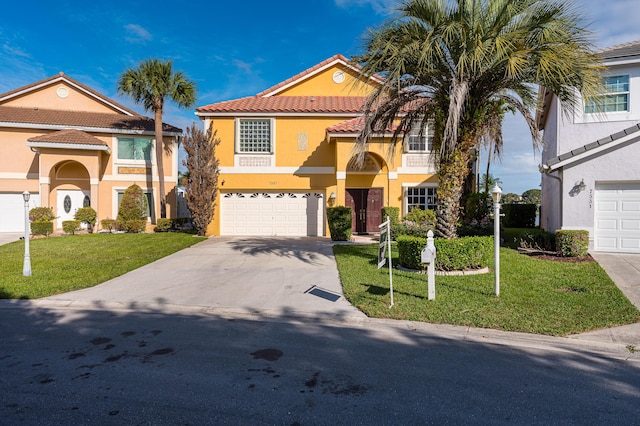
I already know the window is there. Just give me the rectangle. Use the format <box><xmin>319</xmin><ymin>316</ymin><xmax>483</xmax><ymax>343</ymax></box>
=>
<box><xmin>407</xmin><ymin>121</ymin><xmax>434</xmax><ymax>152</ymax></box>
<box><xmin>238</xmin><ymin>119</ymin><xmax>272</xmax><ymax>153</ymax></box>
<box><xmin>118</xmin><ymin>137</ymin><xmax>152</xmax><ymax>161</ymax></box>
<box><xmin>407</xmin><ymin>187</ymin><xmax>437</xmax><ymax>212</ymax></box>
<box><xmin>585</xmin><ymin>75</ymin><xmax>630</xmax><ymax>113</ymax></box>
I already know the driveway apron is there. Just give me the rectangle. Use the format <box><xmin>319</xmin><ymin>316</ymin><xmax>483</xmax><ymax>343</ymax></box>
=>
<box><xmin>44</xmin><ymin>236</ymin><xmax>366</xmax><ymax>319</ymax></box>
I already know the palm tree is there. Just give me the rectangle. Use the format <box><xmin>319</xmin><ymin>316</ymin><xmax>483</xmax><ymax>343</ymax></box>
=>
<box><xmin>353</xmin><ymin>0</ymin><xmax>603</xmax><ymax>238</ymax></box>
<box><xmin>118</xmin><ymin>59</ymin><xmax>196</xmax><ymax>219</ymax></box>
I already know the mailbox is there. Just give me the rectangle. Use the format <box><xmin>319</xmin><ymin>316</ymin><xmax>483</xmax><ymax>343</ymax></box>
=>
<box><xmin>421</xmin><ymin>246</ymin><xmax>436</xmax><ymax>264</ymax></box>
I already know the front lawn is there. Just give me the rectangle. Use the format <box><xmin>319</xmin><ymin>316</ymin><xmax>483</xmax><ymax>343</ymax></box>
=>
<box><xmin>334</xmin><ymin>244</ymin><xmax>640</xmax><ymax>336</ymax></box>
<box><xmin>0</xmin><ymin>233</ymin><xmax>205</xmax><ymax>299</ymax></box>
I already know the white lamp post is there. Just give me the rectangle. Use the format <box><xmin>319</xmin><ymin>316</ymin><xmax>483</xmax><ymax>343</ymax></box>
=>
<box><xmin>22</xmin><ymin>191</ymin><xmax>31</xmax><ymax>277</ymax></box>
<box><xmin>491</xmin><ymin>184</ymin><xmax>502</xmax><ymax>296</ymax></box>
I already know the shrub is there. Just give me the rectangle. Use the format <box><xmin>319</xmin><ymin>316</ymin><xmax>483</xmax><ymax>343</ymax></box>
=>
<box><xmin>404</xmin><ymin>208</ymin><xmax>436</xmax><ymax>228</ymax></box>
<box><xmin>62</xmin><ymin>220</ymin><xmax>80</xmax><ymax>235</ymax></box>
<box><xmin>503</xmin><ymin>204</ymin><xmax>537</xmax><ymax>228</ymax></box>
<box><xmin>457</xmin><ymin>217</ymin><xmax>493</xmax><ymax>237</ymax></box>
<box><xmin>393</xmin><ymin>208</ymin><xmax>436</xmax><ymax>239</ymax></box>
<box><xmin>394</xmin><ymin>221</ymin><xmax>434</xmax><ymax>238</ymax></box>
<box><xmin>155</xmin><ymin>218</ymin><xmax>172</xmax><ymax>232</ymax></box>
<box><xmin>556</xmin><ymin>230</ymin><xmax>589</xmax><ymax>257</ymax></box>
<box><xmin>123</xmin><ymin>219</ymin><xmax>147</xmax><ymax>233</ymax></box>
<box><xmin>397</xmin><ymin>235</ymin><xmax>492</xmax><ymax>272</ymax></box>
<box><xmin>327</xmin><ymin>206</ymin><xmax>352</xmax><ymax>241</ymax></box>
<box><xmin>30</xmin><ymin>207</ymin><xmax>55</xmax><ymax>222</ymax></box>
<box><xmin>101</xmin><ymin>219</ymin><xmax>117</xmax><ymax>233</ymax></box>
<box><xmin>463</xmin><ymin>192</ymin><xmax>491</xmax><ymax>223</ymax></box>
<box><xmin>31</xmin><ymin>221</ymin><xmax>53</xmax><ymax>237</ymax></box>
<box><xmin>381</xmin><ymin>207</ymin><xmax>400</xmax><ymax>238</ymax></box>
<box><xmin>74</xmin><ymin>207</ymin><xmax>97</xmax><ymax>233</ymax></box>
<box><xmin>118</xmin><ymin>184</ymin><xmax>148</xmax><ymax>223</ymax></box>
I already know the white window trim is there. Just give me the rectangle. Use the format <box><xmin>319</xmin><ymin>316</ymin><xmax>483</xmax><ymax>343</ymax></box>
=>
<box><xmin>234</xmin><ymin>117</ymin><xmax>276</xmax><ymax>155</ymax></box>
<box><xmin>405</xmin><ymin>120</ymin><xmax>434</xmax><ymax>153</ymax></box>
<box><xmin>585</xmin><ymin>74</ymin><xmax>630</xmax><ymax>114</ymax></box>
<box><xmin>113</xmin><ymin>136</ymin><xmax>154</xmax><ymax>167</ymax></box>
<box><xmin>402</xmin><ymin>183</ymin><xmax>438</xmax><ymax>216</ymax></box>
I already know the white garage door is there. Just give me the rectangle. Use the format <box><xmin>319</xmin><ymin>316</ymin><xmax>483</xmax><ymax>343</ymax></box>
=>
<box><xmin>0</xmin><ymin>193</ymin><xmax>41</xmax><ymax>232</ymax></box>
<box><xmin>594</xmin><ymin>183</ymin><xmax>640</xmax><ymax>253</ymax></box>
<box><xmin>221</xmin><ymin>192</ymin><xmax>324</xmax><ymax>236</ymax></box>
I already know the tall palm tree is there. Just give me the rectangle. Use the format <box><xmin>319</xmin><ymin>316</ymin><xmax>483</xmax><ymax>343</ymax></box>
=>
<box><xmin>353</xmin><ymin>0</ymin><xmax>603</xmax><ymax>238</ymax></box>
<box><xmin>118</xmin><ymin>59</ymin><xmax>196</xmax><ymax>219</ymax></box>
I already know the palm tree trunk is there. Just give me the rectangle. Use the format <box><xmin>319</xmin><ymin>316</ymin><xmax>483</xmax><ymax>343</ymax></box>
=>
<box><xmin>154</xmin><ymin>108</ymin><xmax>167</xmax><ymax>219</ymax></box>
<box><xmin>435</xmin><ymin>149</ymin><xmax>473</xmax><ymax>239</ymax></box>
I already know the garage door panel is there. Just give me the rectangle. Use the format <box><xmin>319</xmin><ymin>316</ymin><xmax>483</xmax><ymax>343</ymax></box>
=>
<box><xmin>0</xmin><ymin>193</ymin><xmax>41</xmax><ymax>232</ymax></box>
<box><xmin>595</xmin><ymin>183</ymin><xmax>640</xmax><ymax>253</ymax></box>
<box><xmin>221</xmin><ymin>192</ymin><xmax>323</xmax><ymax>236</ymax></box>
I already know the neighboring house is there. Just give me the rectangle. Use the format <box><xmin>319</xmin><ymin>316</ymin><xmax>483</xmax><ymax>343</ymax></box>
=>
<box><xmin>195</xmin><ymin>54</ymin><xmax>438</xmax><ymax>237</ymax></box>
<box><xmin>538</xmin><ymin>40</ymin><xmax>640</xmax><ymax>253</ymax></box>
<box><xmin>0</xmin><ymin>73</ymin><xmax>182</xmax><ymax>232</ymax></box>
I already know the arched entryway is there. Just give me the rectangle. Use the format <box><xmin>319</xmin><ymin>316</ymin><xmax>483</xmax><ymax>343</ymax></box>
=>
<box><xmin>345</xmin><ymin>152</ymin><xmax>388</xmax><ymax>234</ymax></box>
<box><xmin>49</xmin><ymin>160</ymin><xmax>91</xmax><ymax>228</ymax></box>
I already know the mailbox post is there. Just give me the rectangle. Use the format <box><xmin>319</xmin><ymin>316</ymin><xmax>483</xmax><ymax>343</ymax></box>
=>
<box><xmin>421</xmin><ymin>230</ymin><xmax>436</xmax><ymax>300</ymax></box>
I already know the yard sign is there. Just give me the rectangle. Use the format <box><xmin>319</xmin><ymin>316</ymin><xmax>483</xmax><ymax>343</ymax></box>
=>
<box><xmin>378</xmin><ymin>216</ymin><xmax>394</xmax><ymax>308</ymax></box>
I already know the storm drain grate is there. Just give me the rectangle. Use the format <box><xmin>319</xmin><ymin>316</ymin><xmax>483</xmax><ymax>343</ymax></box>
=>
<box><xmin>304</xmin><ymin>285</ymin><xmax>341</xmax><ymax>302</ymax></box>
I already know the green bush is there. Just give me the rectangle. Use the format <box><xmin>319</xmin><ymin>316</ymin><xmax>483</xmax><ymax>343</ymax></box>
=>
<box><xmin>100</xmin><ymin>219</ymin><xmax>118</xmax><ymax>233</ymax></box>
<box><xmin>394</xmin><ymin>221</ymin><xmax>434</xmax><ymax>238</ymax></box>
<box><xmin>118</xmin><ymin>184</ymin><xmax>148</xmax><ymax>223</ymax></box>
<box><xmin>155</xmin><ymin>218</ymin><xmax>172</xmax><ymax>232</ymax></box>
<box><xmin>62</xmin><ymin>220</ymin><xmax>80</xmax><ymax>235</ymax></box>
<box><xmin>30</xmin><ymin>207</ymin><xmax>55</xmax><ymax>222</ymax></box>
<box><xmin>397</xmin><ymin>235</ymin><xmax>492</xmax><ymax>272</ymax></box>
<box><xmin>74</xmin><ymin>207</ymin><xmax>97</xmax><ymax>232</ymax></box>
<box><xmin>463</xmin><ymin>192</ymin><xmax>491</xmax><ymax>223</ymax></box>
<box><xmin>327</xmin><ymin>206</ymin><xmax>352</xmax><ymax>241</ymax></box>
<box><xmin>31</xmin><ymin>221</ymin><xmax>53</xmax><ymax>237</ymax></box>
<box><xmin>392</xmin><ymin>208</ymin><xmax>436</xmax><ymax>239</ymax></box>
<box><xmin>556</xmin><ymin>230</ymin><xmax>589</xmax><ymax>257</ymax></box>
<box><xmin>404</xmin><ymin>208</ymin><xmax>436</xmax><ymax>227</ymax></box>
<box><xmin>381</xmin><ymin>207</ymin><xmax>400</xmax><ymax>239</ymax></box>
<box><xmin>503</xmin><ymin>204</ymin><xmax>537</xmax><ymax>228</ymax></box>
<box><xmin>123</xmin><ymin>219</ymin><xmax>147</xmax><ymax>233</ymax></box>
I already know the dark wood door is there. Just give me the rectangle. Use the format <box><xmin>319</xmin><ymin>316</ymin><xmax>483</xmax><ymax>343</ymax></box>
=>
<box><xmin>345</xmin><ymin>188</ymin><xmax>383</xmax><ymax>234</ymax></box>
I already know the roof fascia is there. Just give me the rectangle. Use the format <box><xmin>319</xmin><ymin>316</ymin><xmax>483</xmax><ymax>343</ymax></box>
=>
<box><xmin>26</xmin><ymin>141</ymin><xmax>111</xmax><ymax>153</ymax></box>
<box><xmin>0</xmin><ymin>121</ymin><xmax>181</xmax><ymax>136</ymax></box>
<box><xmin>0</xmin><ymin>76</ymin><xmax>136</xmax><ymax>116</ymax></box>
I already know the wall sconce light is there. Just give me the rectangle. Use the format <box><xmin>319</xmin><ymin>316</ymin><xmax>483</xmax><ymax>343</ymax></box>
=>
<box><xmin>328</xmin><ymin>191</ymin><xmax>336</xmax><ymax>205</ymax></box>
<box><xmin>578</xmin><ymin>179</ymin><xmax>586</xmax><ymax>192</ymax></box>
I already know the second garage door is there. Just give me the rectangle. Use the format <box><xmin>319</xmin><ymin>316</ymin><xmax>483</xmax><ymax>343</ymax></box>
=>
<box><xmin>221</xmin><ymin>192</ymin><xmax>324</xmax><ymax>236</ymax></box>
<box><xmin>0</xmin><ymin>193</ymin><xmax>41</xmax><ymax>232</ymax></box>
<box><xmin>594</xmin><ymin>183</ymin><xmax>640</xmax><ymax>253</ymax></box>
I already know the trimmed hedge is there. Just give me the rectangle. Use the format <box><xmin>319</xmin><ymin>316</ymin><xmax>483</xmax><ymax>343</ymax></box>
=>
<box><xmin>381</xmin><ymin>207</ymin><xmax>400</xmax><ymax>238</ymax></box>
<box><xmin>31</xmin><ymin>221</ymin><xmax>53</xmax><ymax>237</ymax></box>
<box><xmin>123</xmin><ymin>219</ymin><xmax>147</xmax><ymax>233</ymax></box>
<box><xmin>62</xmin><ymin>220</ymin><xmax>80</xmax><ymax>235</ymax></box>
<box><xmin>100</xmin><ymin>219</ymin><xmax>119</xmax><ymax>233</ymax></box>
<box><xmin>502</xmin><ymin>204</ymin><xmax>537</xmax><ymax>228</ymax></box>
<box><xmin>155</xmin><ymin>218</ymin><xmax>172</xmax><ymax>232</ymax></box>
<box><xmin>327</xmin><ymin>206</ymin><xmax>352</xmax><ymax>241</ymax></box>
<box><xmin>556</xmin><ymin>230</ymin><xmax>589</xmax><ymax>257</ymax></box>
<box><xmin>397</xmin><ymin>235</ymin><xmax>492</xmax><ymax>272</ymax></box>
<box><xmin>30</xmin><ymin>207</ymin><xmax>55</xmax><ymax>222</ymax></box>
<box><xmin>74</xmin><ymin>207</ymin><xmax>97</xmax><ymax>233</ymax></box>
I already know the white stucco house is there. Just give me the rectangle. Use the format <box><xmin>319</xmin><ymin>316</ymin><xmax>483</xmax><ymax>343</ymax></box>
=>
<box><xmin>538</xmin><ymin>40</ymin><xmax>640</xmax><ymax>253</ymax></box>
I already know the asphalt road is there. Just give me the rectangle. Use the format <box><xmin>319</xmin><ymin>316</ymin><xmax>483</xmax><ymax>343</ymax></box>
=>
<box><xmin>1</xmin><ymin>303</ymin><xmax>639</xmax><ymax>425</ymax></box>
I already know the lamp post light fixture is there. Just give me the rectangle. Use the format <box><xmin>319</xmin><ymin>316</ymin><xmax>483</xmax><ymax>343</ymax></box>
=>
<box><xmin>328</xmin><ymin>191</ymin><xmax>337</xmax><ymax>206</ymax></box>
<box><xmin>491</xmin><ymin>184</ymin><xmax>502</xmax><ymax>296</ymax></box>
<box><xmin>22</xmin><ymin>191</ymin><xmax>32</xmax><ymax>276</ymax></box>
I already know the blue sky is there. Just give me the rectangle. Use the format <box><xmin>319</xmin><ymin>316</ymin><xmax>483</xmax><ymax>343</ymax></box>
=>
<box><xmin>1</xmin><ymin>0</ymin><xmax>638</xmax><ymax>195</ymax></box>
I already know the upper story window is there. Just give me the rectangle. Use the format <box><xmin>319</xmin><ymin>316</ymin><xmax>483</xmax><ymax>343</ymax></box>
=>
<box><xmin>407</xmin><ymin>121</ymin><xmax>434</xmax><ymax>152</ymax></box>
<box><xmin>237</xmin><ymin>118</ymin><xmax>273</xmax><ymax>153</ymax></box>
<box><xmin>118</xmin><ymin>137</ymin><xmax>152</xmax><ymax>161</ymax></box>
<box><xmin>585</xmin><ymin>75</ymin><xmax>630</xmax><ymax>113</ymax></box>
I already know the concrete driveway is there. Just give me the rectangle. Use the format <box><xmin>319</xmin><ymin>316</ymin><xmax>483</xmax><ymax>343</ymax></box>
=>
<box><xmin>0</xmin><ymin>233</ymin><xmax>22</xmax><ymax>246</ymax></box>
<box><xmin>44</xmin><ymin>236</ymin><xmax>366</xmax><ymax>320</ymax></box>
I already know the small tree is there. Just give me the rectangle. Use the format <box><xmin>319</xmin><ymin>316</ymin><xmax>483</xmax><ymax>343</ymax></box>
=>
<box><xmin>522</xmin><ymin>189</ymin><xmax>542</xmax><ymax>205</ymax></box>
<box><xmin>183</xmin><ymin>123</ymin><xmax>220</xmax><ymax>236</ymax></box>
<box><xmin>118</xmin><ymin>184</ymin><xmax>148</xmax><ymax>232</ymax></box>
<box><xmin>74</xmin><ymin>206</ymin><xmax>97</xmax><ymax>233</ymax></box>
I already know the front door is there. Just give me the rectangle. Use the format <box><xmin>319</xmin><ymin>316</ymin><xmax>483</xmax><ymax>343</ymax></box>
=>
<box><xmin>57</xmin><ymin>190</ymin><xmax>90</xmax><ymax>228</ymax></box>
<box><xmin>345</xmin><ymin>188</ymin><xmax>383</xmax><ymax>234</ymax></box>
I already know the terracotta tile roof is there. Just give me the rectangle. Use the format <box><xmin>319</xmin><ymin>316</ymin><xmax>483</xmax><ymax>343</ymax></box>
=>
<box><xmin>256</xmin><ymin>54</ymin><xmax>352</xmax><ymax>97</ymax></box>
<box><xmin>0</xmin><ymin>72</ymin><xmax>138</xmax><ymax>116</ymax></box>
<box><xmin>0</xmin><ymin>106</ymin><xmax>181</xmax><ymax>134</ymax></box>
<box><xmin>326</xmin><ymin>116</ymin><xmax>398</xmax><ymax>134</ymax></box>
<box><xmin>27</xmin><ymin>129</ymin><xmax>108</xmax><ymax>146</ymax></box>
<box><xmin>196</xmin><ymin>96</ymin><xmax>367</xmax><ymax>114</ymax></box>
<box><xmin>597</xmin><ymin>40</ymin><xmax>640</xmax><ymax>60</ymax></box>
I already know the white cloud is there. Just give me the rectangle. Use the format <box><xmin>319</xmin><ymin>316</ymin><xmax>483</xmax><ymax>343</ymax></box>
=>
<box><xmin>124</xmin><ymin>24</ymin><xmax>152</xmax><ymax>44</ymax></box>
<box><xmin>333</xmin><ymin>0</ymin><xmax>396</xmax><ymax>15</ymax></box>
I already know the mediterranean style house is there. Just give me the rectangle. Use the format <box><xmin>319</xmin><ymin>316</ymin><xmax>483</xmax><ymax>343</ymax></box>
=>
<box><xmin>196</xmin><ymin>54</ymin><xmax>438</xmax><ymax>237</ymax></box>
<box><xmin>0</xmin><ymin>73</ymin><xmax>182</xmax><ymax>232</ymax></box>
<box><xmin>538</xmin><ymin>40</ymin><xmax>640</xmax><ymax>253</ymax></box>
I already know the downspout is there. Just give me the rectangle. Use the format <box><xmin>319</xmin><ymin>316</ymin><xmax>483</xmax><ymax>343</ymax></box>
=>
<box><xmin>539</xmin><ymin>164</ymin><xmax>562</xmax><ymax>230</ymax></box>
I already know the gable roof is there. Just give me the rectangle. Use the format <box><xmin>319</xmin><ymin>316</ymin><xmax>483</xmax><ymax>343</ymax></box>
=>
<box><xmin>0</xmin><ymin>106</ymin><xmax>181</xmax><ymax>134</ymax></box>
<box><xmin>326</xmin><ymin>116</ymin><xmax>398</xmax><ymax>136</ymax></box>
<box><xmin>26</xmin><ymin>129</ymin><xmax>110</xmax><ymax>152</ymax></box>
<box><xmin>597</xmin><ymin>40</ymin><xmax>640</xmax><ymax>61</ymax></box>
<box><xmin>0</xmin><ymin>72</ymin><xmax>137</xmax><ymax>116</ymax></box>
<box><xmin>542</xmin><ymin>122</ymin><xmax>640</xmax><ymax>172</ymax></box>
<box><xmin>196</xmin><ymin>96</ymin><xmax>367</xmax><ymax>115</ymax></box>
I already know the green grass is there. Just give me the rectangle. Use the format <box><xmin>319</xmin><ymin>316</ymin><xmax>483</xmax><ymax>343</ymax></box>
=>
<box><xmin>334</xmin><ymin>244</ymin><xmax>640</xmax><ymax>336</ymax></box>
<box><xmin>0</xmin><ymin>233</ymin><xmax>205</xmax><ymax>299</ymax></box>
